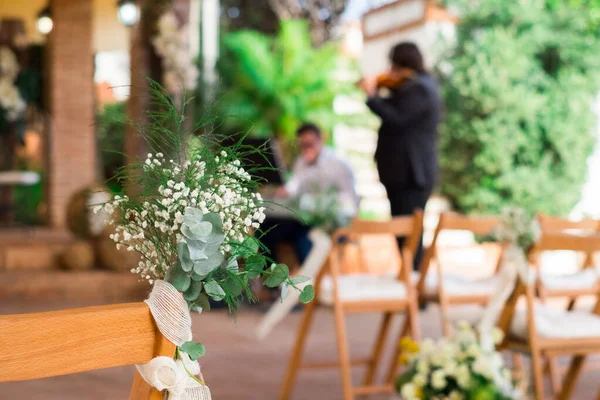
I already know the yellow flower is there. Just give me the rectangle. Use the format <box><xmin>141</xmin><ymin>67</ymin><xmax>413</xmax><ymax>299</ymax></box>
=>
<box><xmin>399</xmin><ymin>337</ymin><xmax>420</xmax><ymax>354</ymax></box>
<box><xmin>415</xmin><ymin>386</ymin><xmax>425</xmax><ymax>399</ymax></box>
<box><xmin>398</xmin><ymin>353</ymin><xmax>409</xmax><ymax>365</ymax></box>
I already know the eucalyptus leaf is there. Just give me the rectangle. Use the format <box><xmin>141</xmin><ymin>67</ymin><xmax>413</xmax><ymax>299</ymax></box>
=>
<box><xmin>204</xmin><ymin>280</ymin><xmax>226</xmax><ymax>301</ymax></box>
<box><xmin>191</xmin><ymin>305</ymin><xmax>203</xmax><ymax>313</ymax></box>
<box><xmin>184</xmin><ymin>207</ymin><xmax>204</xmax><ymax>224</ymax></box>
<box><xmin>244</xmin><ymin>255</ymin><xmax>265</xmax><ymax>279</ymax></box>
<box><xmin>290</xmin><ymin>276</ymin><xmax>311</xmax><ymax>286</ymax></box>
<box><xmin>181</xmin><ymin>224</ymin><xmax>207</xmax><ymax>241</ymax></box>
<box><xmin>202</xmin><ymin>212</ymin><xmax>224</xmax><ymax>234</ymax></box>
<box><xmin>184</xmin><ymin>280</ymin><xmax>203</xmax><ymax>301</ymax></box>
<box><xmin>193</xmin><ymin>251</ymin><xmax>225</xmax><ymax>276</ymax></box>
<box><xmin>189</xmin><ymin>220</ymin><xmax>213</xmax><ymax>237</ymax></box>
<box><xmin>186</xmin><ymin>239</ymin><xmax>209</xmax><ymax>260</ymax></box>
<box><xmin>180</xmin><ymin>341</ymin><xmax>206</xmax><ymax>360</ymax></box>
<box><xmin>263</xmin><ymin>263</ymin><xmax>289</xmax><ymax>288</ymax></box>
<box><xmin>195</xmin><ymin>293</ymin><xmax>211</xmax><ymax>311</ymax></box>
<box><xmin>299</xmin><ymin>285</ymin><xmax>315</xmax><ymax>304</ymax></box>
<box><xmin>165</xmin><ymin>264</ymin><xmax>191</xmax><ymax>292</ymax></box>
<box><xmin>177</xmin><ymin>241</ymin><xmax>194</xmax><ymax>272</ymax></box>
<box><xmin>226</xmin><ymin>257</ymin><xmax>239</xmax><ymax>272</ymax></box>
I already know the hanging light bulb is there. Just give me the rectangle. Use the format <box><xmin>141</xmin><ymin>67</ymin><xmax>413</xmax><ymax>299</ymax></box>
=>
<box><xmin>37</xmin><ymin>6</ymin><xmax>53</xmax><ymax>35</ymax></box>
<box><xmin>117</xmin><ymin>0</ymin><xmax>139</xmax><ymax>27</ymax></box>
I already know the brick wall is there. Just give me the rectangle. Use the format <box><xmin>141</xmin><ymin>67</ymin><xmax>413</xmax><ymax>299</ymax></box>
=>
<box><xmin>48</xmin><ymin>0</ymin><xmax>96</xmax><ymax>228</ymax></box>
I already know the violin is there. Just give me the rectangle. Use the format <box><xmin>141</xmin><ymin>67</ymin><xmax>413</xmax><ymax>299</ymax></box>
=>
<box><xmin>375</xmin><ymin>68</ymin><xmax>416</xmax><ymax>89</ymax></box>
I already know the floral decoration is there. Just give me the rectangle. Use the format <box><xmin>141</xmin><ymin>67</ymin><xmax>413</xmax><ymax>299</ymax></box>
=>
<box><xmin>152</xmin><ymin>10</ymin><xmax>198</xmax><ymax>96</ymax></box>
<box><xmin>395</xmin><ymin>323</ymin><xmax>523</xmax><ymax>400</ymax></box>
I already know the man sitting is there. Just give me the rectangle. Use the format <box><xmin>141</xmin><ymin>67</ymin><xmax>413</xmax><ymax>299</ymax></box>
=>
<box><xmin>260</xmin><ymin>123</ymin><xmax>358</xmax><ymax>266</ymax></box>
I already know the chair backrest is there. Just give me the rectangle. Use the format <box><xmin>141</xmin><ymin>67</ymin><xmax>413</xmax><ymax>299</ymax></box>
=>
<box><xmin>332</xmin><ymin>211</ymin><xmax>424</xmax><ymax>282</ymax></box>
<box><xmin>418</xmin><ymin>212</ymin><xmax>500</xmax><ymax>291</ymax></box>
<box><xmin>537</xmin><ymin>215</ymin><xmax>600</xmax><ymax>268</ymax></box>
<box><xmin>538</xmin><ymin>214</ymin><xmax>600</xmax><ymax>233</ymax></box>
<box><xmin>498</xmin><ymin>233</ymin><xmax>600</xmax><ymax>344</ymax></box>
<box><xmin>0</xmin><ymin>302</ymin><xmax>174</xmax><ymax>400</ymax></box>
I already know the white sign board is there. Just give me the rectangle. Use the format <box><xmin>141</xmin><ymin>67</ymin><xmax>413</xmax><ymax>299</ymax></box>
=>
<box><xmin>363</xmin><ymin>0</ymin><xmax>426</xmax><ymax>40</ymax></box>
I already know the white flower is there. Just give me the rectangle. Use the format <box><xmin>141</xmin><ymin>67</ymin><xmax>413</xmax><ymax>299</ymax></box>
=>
<box><xmin>413</xmin><ymin>373</ymin><xmax>427</xmax><ymax>388</ymax></box>
<box><xmin>400</xmin><ymin>383</ymin><xmax>419</xmax><ymax>400</ymax></box>
<box><xmin>431</xmin><ymin>369</ymin><xmax>447</xmax><ymax>390</ymax></box>
<box><xmin>455</xmin><ymin>364</ymin><xmax>472</xmax><ymax>388</ymax></box>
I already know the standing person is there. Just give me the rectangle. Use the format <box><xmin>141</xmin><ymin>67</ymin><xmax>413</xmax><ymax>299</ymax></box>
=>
<box><xmin>358</xmin><ymin>42</ymin><xmax>441</xmax><ymax>270</ymax></box>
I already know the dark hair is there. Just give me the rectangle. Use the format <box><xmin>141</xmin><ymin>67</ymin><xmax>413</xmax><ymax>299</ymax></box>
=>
<box><xmin>296</xmin><ymin>122</ymin><xmax>322</xmax><ymax>138</ymax></box>
<box><xmin>390</xmin><ymin>42</ymin><xmax>425</xmax><ymax>73</ymax></box>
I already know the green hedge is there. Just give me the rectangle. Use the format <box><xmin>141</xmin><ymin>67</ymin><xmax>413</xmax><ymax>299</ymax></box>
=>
<box><xmin>439</xmin><ymin>0</ymin><xmax>600</xmax><ymax>216</ymax></box>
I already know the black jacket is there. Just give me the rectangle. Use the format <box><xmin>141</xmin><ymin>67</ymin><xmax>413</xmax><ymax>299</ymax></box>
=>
<box><xmin>366</xmin><ymin>73</ymin><xmax>441</xmax><ymax>190</ymax></box>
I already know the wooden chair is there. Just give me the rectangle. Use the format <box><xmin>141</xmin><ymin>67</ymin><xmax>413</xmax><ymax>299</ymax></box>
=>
<box><xmin>497</xmin><ymin>232</ymin><xmax>600</xmax><ymax>400</ymax></box>
<box><xmin>0</xmin><ymin>303</ymin><xmax>175</xmax><ymax>399</ymax></box>
<box><xmin>535</xmin><ymin>214</ymin><xmax>600</xmax><ymax>304</ymax></box>
<box><xmin>417</xmin><ymin>212</ymin><xmax>503</xmax><ymax>336</ymax></box>
<box><xmin>280</xmin><ymin>211</ymin><xmax>423</xmax><ymax>400</ymax></box>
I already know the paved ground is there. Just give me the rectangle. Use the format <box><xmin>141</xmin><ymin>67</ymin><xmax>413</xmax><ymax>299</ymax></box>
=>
<box><xmin>1</xmin><ymin>299</ymin><xmax>599</xmax><ymax>400</ymax></box>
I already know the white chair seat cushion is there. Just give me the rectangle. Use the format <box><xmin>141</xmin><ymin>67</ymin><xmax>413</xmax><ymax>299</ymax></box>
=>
<box><xmin>412</xmin><ymin>271</ymin><xmax>505</xmax><ymax>296</ymax></box>
<box><xmin>511</xmin><ymin>305</ymin><xmax>600</xmax><ymax>339</ymax></box>
<box><xmin>539</xmin><ymin>268</ymin><xmax>598</xmax><ymax>291</ymax></box>
<box><xmin>319</xmin><ymin>274</ymin><xmax>407</xmax><ymax>306</ymax></box>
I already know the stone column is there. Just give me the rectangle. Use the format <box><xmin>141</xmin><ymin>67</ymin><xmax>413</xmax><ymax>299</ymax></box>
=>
<box><xmin>47</xmin><ymin>0</ymin><xmax>96</xmax><ymax>228</ymax></box>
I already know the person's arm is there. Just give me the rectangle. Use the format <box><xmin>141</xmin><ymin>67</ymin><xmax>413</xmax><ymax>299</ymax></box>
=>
<box><xmin>366</xmin><ymin>81</ymin><xmax>430</xmax><ymax>132</ymax></box>
<box><xmin>283</xmin><ymin>158</ymin><xmax>303</xmax><ymax>198</ymax></box>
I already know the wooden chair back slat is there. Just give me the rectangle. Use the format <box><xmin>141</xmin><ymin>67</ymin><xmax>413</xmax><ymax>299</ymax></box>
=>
<box><xmin>334</xmin><ymin>212</ymin><xmax>423</xmax><ymax>276</ymax></box>
<box><xmin>437</xmin><ymin>212</ymin><xmax>499</xmax><ymax>236</ymax></box>
<box><xmin>534</xmin><ymin>232</ymin><xmax>600</xmax><ymax>254</ymax></box>
<box><xmin>346</xmin><ymin>216</ymin><xmax>419</xmax><ymax>237</ymax></box>
<box><xmin>538</xmin><ymin>214</ymin><xmax>599</xmax><ymax>233</ymax></box>
<box><xmin>0</xmin><ymin>303</ymin><xmax>163</xmax><ymax>383</ymax></box>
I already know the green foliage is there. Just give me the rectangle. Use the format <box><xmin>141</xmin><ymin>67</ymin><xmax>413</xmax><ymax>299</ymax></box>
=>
<box><xmin>439</xmin><ymin>0</ymin><xmax>600</xmax><ymax>216</ymax></box>
<box><xmin>180</xmin><ymin>341</ymin><xmax>206</xmax><ymax>360</ymax></box>
<box><xmin>96</xmin><ymin>101</ymin><xmax>126</xmax><ymax>191</ymax></box>
<box><xmin>107</xmin><ymin>80</ymin><xmax>315</xmax><ymax>316</ymax></box>
<box><xmin>216</xmin><ymin>19</ymin><xmax>358</xmax><ymax>144</ymax></box>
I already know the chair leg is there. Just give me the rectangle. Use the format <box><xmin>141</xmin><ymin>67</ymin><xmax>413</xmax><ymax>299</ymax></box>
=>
<box><xmin>512</xmin><ymin>352</ymin><xmax>525</xmax><ymax>382</ymax></box>
<box><xmin>544</xmin><ymin>356</ymin><xmax>561</xmax><ymax>396</ymax></box>
<box><xmin>439</xmin><ymin>298</ymin><xmax>452</xmax><ymax>337</ymax></box>
<box><xmin>531</xmin><ymin>349</ymin><xmax>546</xmax><ymax>400</ymax></box>
<box><xmin>558</xmin><ymin>355</ymin><xmax>586</xmax><ymax>400</ymax></box>
<box><xmin>279</xmin><ymin>300</ymin><xmax>318</xmax><ymax>400</ymax></box>
<box><xmin>385</xmin><ymin>316</ymin><xmax>411</xmax><ymax>384</ymax></box>
<box><xmin>334</xmin><ymin>302</ymin><xmax>354</xmax><ymax>400</ymax></box>
<box><xmin>363</xmin><ymin>312</ymin><xmax>393</xmax><ymax>386</ymax></box>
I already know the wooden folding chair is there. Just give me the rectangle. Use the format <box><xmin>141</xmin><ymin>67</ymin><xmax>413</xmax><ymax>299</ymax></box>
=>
<box><xmin>417</xmin><ymin>212</ymin><xmax>503</xmax><ymax>336</ymax></box>
<box><xmin>280</xmin><ymin>211</ymin><xmax>423</xmax><ymax>400</ymax></box>
<box><xmin>535</xmin><ymin>214</ymin><xmax>600</xmax><ymax>304</ymax></box>
<box><xmin>0</xmin><ymin>303</ymin><xmax>175</xmax><ymax>399</ymax></box>
<box><xmin>497</xmin><ymin>232</ymin><xmax>600</xmax><ymax>400</ymax></box>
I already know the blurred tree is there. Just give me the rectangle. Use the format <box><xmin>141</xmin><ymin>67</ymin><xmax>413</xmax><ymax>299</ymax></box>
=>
<box><xmin>220</xmin><ymin>0</ymin><xmax>349</xmax><ymax>44</ymax></box>
<box><xmin>221</xmin><ymin>0</ymin><xmax>279</xmax><ymax>34</ymax></box>
<box><xmin>267</xmin><ymin>0</ymin><xmax>348</xmax><ymax>45</ymax></box>
<box><xmin>216</xmin><ymin>20</ymin><xmax>362</xmax><ymax>163</ymax></box>
<box><xmin>439</xmin><ymin>0</ymin><xmax>600</xmax><ymax>216</ymax></box>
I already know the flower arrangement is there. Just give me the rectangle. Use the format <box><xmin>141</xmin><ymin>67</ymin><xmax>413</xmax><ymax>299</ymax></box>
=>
<box><xmin>289</xmin><ymin>187</ymin><xmax>357</xmax><ymax>234</ymax></box>
<box><xmin>492</xmin><ymin>207</ymin><xmax>541</xmax><ymax>252</ymax></box>
<box><xmin>96</xmin><ymin>82</ymin><xmax>314</xmax><ymax>368</ymax></box>
<box><xmin>152</xmin><ymin>10</ymin><xmax>198</xmax><ymax>96</ymax></box>
<box><xmin>395</xmin><ymin>323</ymin><xmax>522</xmax><ymax>400</ymax></box>
<box><xmin>0</xmin><ymin>46</ymin><xmax>26</xmax><ymax>126</ymax></box>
